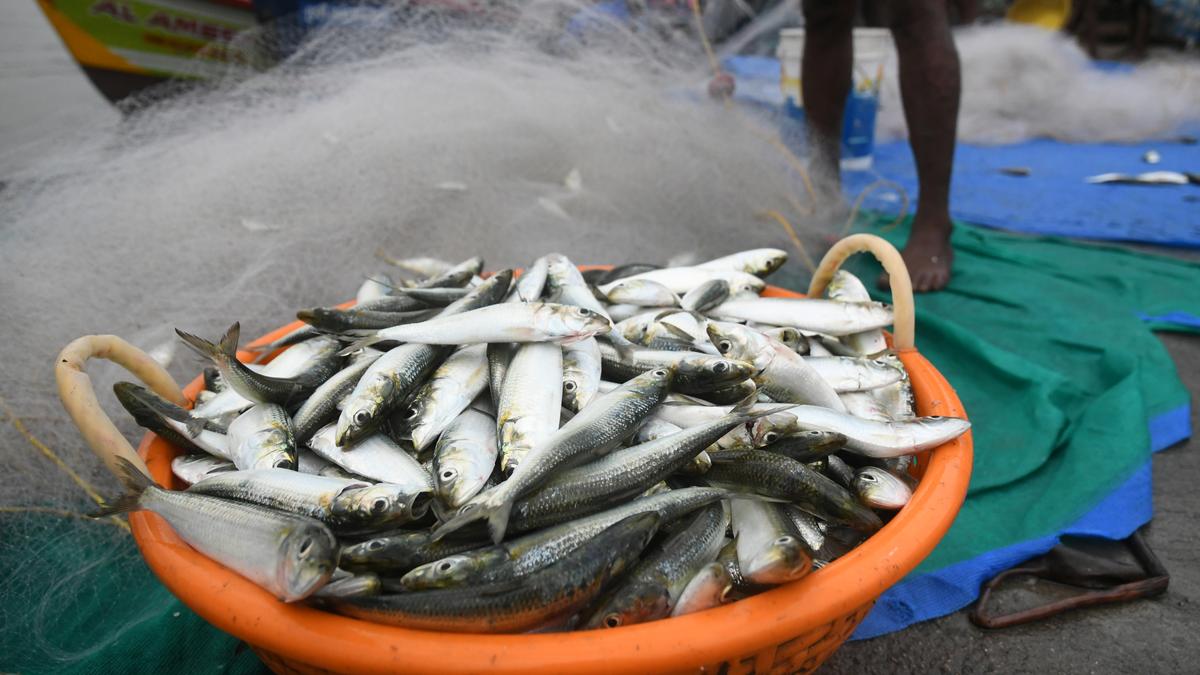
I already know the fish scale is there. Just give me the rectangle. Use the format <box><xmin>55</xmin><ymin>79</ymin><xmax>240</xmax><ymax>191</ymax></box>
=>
<box><xmin>332</xmin><ymin>513</ymin><xmax>658</xmax><ymax>633</ymax></box>
<box><xmin>584</xmin><ymin>502</ymin><xmax>728</xmax><ymax>628</ymax></box>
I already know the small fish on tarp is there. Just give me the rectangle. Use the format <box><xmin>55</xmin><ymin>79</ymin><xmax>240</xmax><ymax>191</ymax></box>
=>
<box><xmin>1086</xmin><ymin>171</ymin><xmax>1199</xmax><ymax>186</ymax></box>
<box><xmin>998</xmin><ymin>167</ymin><xmax>1031</xmax><ymax>177</ymax></box>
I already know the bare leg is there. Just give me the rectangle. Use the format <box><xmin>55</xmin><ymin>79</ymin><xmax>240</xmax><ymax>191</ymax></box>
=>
<box><xmin>801</xmin><ymin>0</ymin><xmax>855</xmax><ymax>206</ymax></box>
<box><xmin>884</xmin><ymin>0</ymin><xmax>960</xmax><ymax>292</ymax></box>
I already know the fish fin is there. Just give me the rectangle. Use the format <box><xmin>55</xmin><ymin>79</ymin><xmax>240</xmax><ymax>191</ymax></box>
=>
<box><xmin>90</xmin><ymin>456</ymin><xmax>155</xmax><ymax>518</ymax></box>
<box><xmin>602</xmin><ymin>332</ymin><xmax>639</xmax><ymax>362</ymax></box>
<box><xmin>736</xmin><ymin>404</ymin><xmax>793</xmax><ymax>422</ymax></box>
<box><xmin>432</xmin><ymin>493</ymin><xmax>513</xmax><ymax>545</ymax></box>
<box><xmin>338</xmin><ymin>336</ymin><xmax>384</xmax><ymax>357</ymax></box>
<box><xmin>658</xmin><ymin>321</ymin><xmax>698</xmax><ymax>344</ymax></box>
<box><xmin>729</xmin><ymin>390</ymin><xmax>761</xmax><ymax>415</ymax></box>
<box><xmin>183</xmin><ymin>417</ymin><xmax>207</xmax><ymax>438</ymax></box>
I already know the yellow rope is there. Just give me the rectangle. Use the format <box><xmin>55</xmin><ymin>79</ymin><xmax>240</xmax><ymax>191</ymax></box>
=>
<box><xmin>0</xmin><ymin>394</ymin><xmax>109</xmax><ymax>508</ymax></box>
<box><xmin>842</xmin><ymin>177</ymin><xmax>910</xmax><ymax>236</ymax></box>
<box><xmin>758</xmin><ymin>210</ymin><xmax>818</xmax><ymax>272</ymax></box>
<box><xmin>0</xmin><ymin>505</ymin><xmax>130</xmax><ymax>532</ymax></box>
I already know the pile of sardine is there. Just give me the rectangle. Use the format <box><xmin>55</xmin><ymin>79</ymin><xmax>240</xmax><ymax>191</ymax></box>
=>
<box><xmin>99</xmin><ymin>249</ymin><xmax>970</xmax><ymax>633</ymax></box>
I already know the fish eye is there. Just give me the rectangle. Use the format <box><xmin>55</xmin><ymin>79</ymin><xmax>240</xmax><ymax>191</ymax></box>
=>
<box><xmin>717</xmin><ymin>340</ymin><xmax>732</xmax><ymax>353</ymax></box>
<box><xmin>603</xmin><ymin>614</ymin><xmax>622</xmax><ymax>628</ymax></box>
<box><xmin>298</xmin><ymin>537</ymin><xmax>314</xmax><ymax>557</ymax></box>
<box><xmin>353</xmin><ymin>410</ymin><xmax>372</xmax><ymax>426</ymax></box>
<box><xmin>763</xmin><ymin>432</ymin><xmax>778</xmax><ymax>444</ymax></box>
<box><xmin>775</xmin><ymin>536</ymin><xmax>796</xmax><ymax>546</ymax></box>
<box><xmin>652</xmin><ymin>369</ymin><xmax>668</xmax><ymax>377</ymax></box>
<box><xmin>712</xmin><ymin>362</ymin><xmax>729</xmax><ymax>374</ymax></box>
<box><xmin>563</xmin><ymin>380</ymin><xmax>578</xmax><ymax>392</ymax></box>
<box><xmin>440</xmin><ymin>468</ymin><xmax>457</xmax><ymax>481</ymax></box>
<box><xmin>437</xmin><ymin>561</ymin><xmax>455</xmax><ymax>573</ymax></box>
<box><xmin>576</xmin><ymin>307</ymin><xmax>592</xmax><ymax>316</ymax></box>
<box><xmin>367</xmin><ymin>540</ymin><xmax>385</xmax><ymax>551</ymax></box>
<box><xmin>372</xmin><ymin>498</ymin><xmax>389</xmax><ymax>513</ymax></box>
<box><xmin>807</xmin><ymin>431</ymin><xmax>822</xmax><ymax>436</ymax></box>
<box><xmin>860</xmin><ymin>473</ymin><xmax>877</xmax><ymax>482</ymax></box>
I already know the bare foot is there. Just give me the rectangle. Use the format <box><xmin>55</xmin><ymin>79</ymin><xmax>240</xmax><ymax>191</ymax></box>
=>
<box><xmin>879</xmin><ymin>220</ymin><xmax>954</xmax><ymax>293</ymax></box>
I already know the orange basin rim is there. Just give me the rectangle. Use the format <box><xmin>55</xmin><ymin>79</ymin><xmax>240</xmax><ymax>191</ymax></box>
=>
<box><xmin>130</xmin><ymin>283</ymin><xmax>973</xmax><ymax>675</ymax></box>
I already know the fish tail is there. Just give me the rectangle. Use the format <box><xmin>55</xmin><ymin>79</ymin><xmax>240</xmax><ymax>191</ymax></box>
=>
<box><xmin>176</xmin><ymin>322</ymin><xmax>240</xmax><ymax>364</ymax></box>
<box><xmin>431</xmin><ymin>491</ymin><xmax>513</xmax><ymax>544</ymax></box>
<box><xmin>482</xmin><ymin>498</ymin><xmax>513</xmax><ymax>545</ymax></box>
<box><xmin>90</xmin><ymin>456</ymin><xmax>155</xmax><ymax>518</ymax></box>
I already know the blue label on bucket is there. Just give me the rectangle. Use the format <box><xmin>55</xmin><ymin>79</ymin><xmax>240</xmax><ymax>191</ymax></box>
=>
<box><xmin>778</xmin><ymin>90</ymin><xmax>878</xmax><ymax>169</ymax></box>
<box><xmin>842</xmin><ymin>90</ymin><xmax>877</xmax><ymax>162</ymax></box>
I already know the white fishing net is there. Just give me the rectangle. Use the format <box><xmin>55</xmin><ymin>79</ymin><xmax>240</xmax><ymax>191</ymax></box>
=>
<box><xmin>878</xmin><ymin>23</ymin><xmax>1200</xmax><ymax>144</ymax></box>
<box><xmin>1</xmin><ymin>0</ymin><xmax>831</xmax><ymax>503</ymax></box>
<box><xmin>1</xmin><ymin>6</ymin><xmax>835</xmax><ymax>668</ymax></box>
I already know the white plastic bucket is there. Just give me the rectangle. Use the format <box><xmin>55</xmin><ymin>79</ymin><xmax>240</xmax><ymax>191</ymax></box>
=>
<box><xmin>777</xmin><ymin>27</ymin><xmax>893</xmax><ymax>171</ymax></box>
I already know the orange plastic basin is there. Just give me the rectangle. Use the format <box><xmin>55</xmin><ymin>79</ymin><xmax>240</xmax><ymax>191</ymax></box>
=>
<box><xmin>130</xmin><ymin>283</ymin><xmax>973</xmax><ymax>675</ymax></box>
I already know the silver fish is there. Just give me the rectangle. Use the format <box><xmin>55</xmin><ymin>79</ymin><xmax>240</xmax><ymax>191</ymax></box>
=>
<box><xmin>707</xmin><ymin>297</ymin><xmax>893</xmax><ymax>337</ymax></box>
<box><xmin>707</xmin><ymin>322</ymin><xmax>846</xmax><ymax>411</ymax></box>
<box><xmin>584</xmin><ymin>502</ymin><xmax>728</xmax><ymax>628</ymax></box>
<box><xmin>853</xmin><ymin>467</ymin><xmax>913</xmax><ymax>510</ymax></box>
<box><xmin>309</xmin><ymin>424</ymin><xmax>433</xmax><ymax>492</ymax></box>
<box><xmin>95</xmin><ymin>458</ymin><xmax>335</xmax><ymax>602</ymax></box>
<box><xmin>781</xmin><ymin>505</ymin><xmax>827</xmax><ymax>553</ymax></box>
<box><xmin>544</xmin><ymin>253</ymin><xmax>612</xmax><ymax>320</ymax></box>
<box><xmin>373</xmin><ymin>302</ymin><xmax>611</xmax><ymax>345</ymax></box>
<box><xmin>751</xmin><ymin>407</ymin><xmax>970</xmax><ymax>458</ymax></box>
<box><xmin>599</xmin><ymin>266</ymin><xmax>764</xmax><ymax>297</ymax></box>
<box><xmin>508</xmin><ymin>405</ymin><xmax>769</xmax><ymax>532</ymax></box>
<box><xmin>227</xmin><ymin>403</ymin><xmax>296</xmax><ymax>470</ymax></box>
<box><xmin>171</xmin><ymin>454</ymin><xmax>235</xmax><ymax>486</ymax></box>
<box><xmin>697</xmin><ymin>248</ymin><xmax>788</xmax><ymax>277</ymax></box>
<box><xmin>561</xmin><ymin>337</ymin><xmax>601</xmax><ymax>412</ymax></box>
<box><xmin>509</xmin><ymin>256</ymin><xmax>550</xmax><ymax>303</ymax></box>
<box><xmin>356</xmin><ymin>274</ymin><xmax>394</xmax><ymax>304</ymax></box>
<box><xmin>670</xmin><ymin>561</ymin><xmax>733</xmax><ymax>617</ymax></box>
<box><xmin>602</xmin><ymin>279</ymin><xmax>680</xmax><ymax>307</ymax></box>
<box><xmin>292</xmin><ymin>348</ymin><xmax>383</xmax><ymax>444</ymax></box>
<box><xmin>188</xmin><ymin>468</ymin><xmax>428</xmax><ymax>532</ymax></box>
<box><xmin>407</xmin><ymin>345</ymin><xmax>489</xmax><ymax>451</ymax></box>
<box><xmin>432</xmin><ymin>408</ymin><xmax>499</xmax><ymax>509</ymax></box>
<box><xmin>730</xmin><ymin>498</ymin><xmax>811</xmax><ymax>585</ymax></box>
<box><xmin>826</xmin><ymin>270</ymin><xmax>888</xmax><ymax>356</ymax></box>
<box><xmin>807</xmin><ymin>356</ymin><xmax>903</xmax><ymax>392</ymax></box>
<box><xmin>496</xmin><ymin>342</ymin><xmax>562</xmax><ymax>476</ymax></box>
<box><xmin>440</xmin><ymin>366</ymin><xmax>675</xmax><ymax>542</ymax></box>
<box><xmin>296</xmin><ymin>448</ymin><xmax>356</xmax><ymax>479</ymax></box>
<box><xmin>405</xmin><ymin>487</ymin><xmax>727</xmax><ymax>590</ymax></box>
